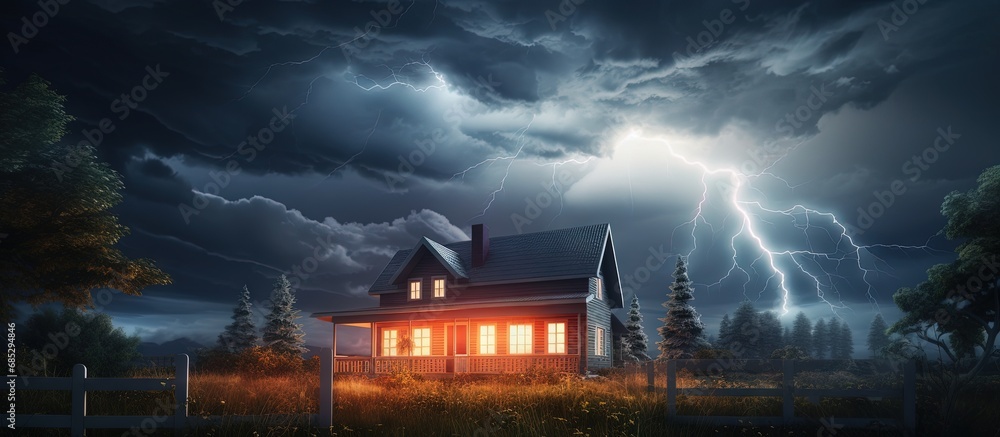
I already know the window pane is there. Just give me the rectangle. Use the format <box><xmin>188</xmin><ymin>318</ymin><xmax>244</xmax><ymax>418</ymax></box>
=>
<box><xmin>547</xmin><ymin>322</ymin><xmax>566</xmax><ymax>354</ymax></box>
<box><xmin>479</xmin><ymin>325</ymin><xmax>496</xmax><ymax>354</ymax></box>
<box><xmin>433</xmin><ymin>278</ymin><xmax>445</xmax><ymax>298</ymax></box>
<box><xmin>412</xmin><ymin>327</ymin><xmax>430</xmax><ymax>356</ymax></box>
<box><xmin>382</xmin><ymin>329</ymin><xmax>397</xmax><ymax>356</ymax></box>
<box><xmin>509</xmin><ymin>324</ymin><xmax>532</xmax><ymax>354</ymax></box>
<box><xmin>409</xmin><ymin>280</ymin><xmax>421</xmax><ymax>300</ymax></box>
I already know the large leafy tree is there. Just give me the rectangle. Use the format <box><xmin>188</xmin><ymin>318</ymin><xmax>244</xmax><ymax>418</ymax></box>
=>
<box><xmin>657</xmin><ymin>256</ymin><xmax>709</xmax><ymax>360</ymax></box>
<box><xmin>218</xmin><ymin>285</ymin><xmax>259</xmax><ymax>353</ymax></box>
<box><xmin>0</xmin><ymin>72</ymin><xmax>170</xmax><ymax>320</ymax></box>
<box><xmin>890</xmin><ymin>165</ymin><xmax>1000</xmax><ymax>421</ymax></box>
<box><xmin>867</xmin><ymin>314</ymin><xmax>890</xmax><ymax>358</ymax></box>
<box><xmin>623</xmin><ymin>295</ymin><xmax>651</xmax><ymax>361</ymax></box>
<box><xmin>19</xmin><ymin>308</ymin><xmax>141</xmax><ymax>377</ymax></box>
<box><xmin>262</xmin><ymin>274</ymin><xmax>307</xmax><ymax>356</ymax></box>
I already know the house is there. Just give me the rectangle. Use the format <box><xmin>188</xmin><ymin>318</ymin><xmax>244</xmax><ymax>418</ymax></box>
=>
<box><xmin>311</xmin><ymin>223</ymin><xmax>626</xmax><ymax>375</ymax></box>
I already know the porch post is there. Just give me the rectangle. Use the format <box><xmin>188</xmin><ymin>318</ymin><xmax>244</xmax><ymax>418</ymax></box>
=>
<box><xmin>331</xmin><ymin>322</ymin><xmax>337</xmax><ymax>372</ymax></box>
<box><xmin>370</xmin><ymin>322</ymin><xmax>376</xmax><ymax>375</ymax></box>
<box><xmin>578</xmin><ymin>313</ymin><xmax>586</xmax><ymax>374</ymax></box>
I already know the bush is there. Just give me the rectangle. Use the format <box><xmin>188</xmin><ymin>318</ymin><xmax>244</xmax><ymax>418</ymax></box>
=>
<box><xmin>19</xmin><ymin>308</ymin><xmax>141</xmax><ymax>377</ymax></box>
<box><xmin>196</xmin><ymin>346</ymin><xmax>308</xmax><ymax>376</ymax></box>
<box><xmin>693</xmin><ymin>348</ymin><xmax>736</xmax><ymax>359</ymax></box>
<box><xmin>770</xmin><ymin>345</ymin><xmax>810</xmax><ymax>360</ymax></box>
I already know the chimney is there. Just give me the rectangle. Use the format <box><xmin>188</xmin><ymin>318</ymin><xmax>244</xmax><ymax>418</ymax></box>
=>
<box><xmin>472</xmin><ymin>223</ymin><xmax>489</xmax><ymax>267</ymax></box>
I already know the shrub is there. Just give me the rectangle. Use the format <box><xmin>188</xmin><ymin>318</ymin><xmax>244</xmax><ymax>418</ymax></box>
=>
<box><xmin>196</xmin><ymin>346</ymin><xmax>307</xmax><ymax>376</ymax></box>
<box><xmin>770</xmin><ymin>345</ymin><xmax>810</xmax><ymax>360</ymax></box>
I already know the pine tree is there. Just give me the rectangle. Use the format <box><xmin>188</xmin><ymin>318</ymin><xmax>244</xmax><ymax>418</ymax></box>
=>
<box><xmin>782</xmin><ymin>326</ymin><xmax>792</xmax><ymax>348</ymax></box>
<box><xmin>867</xmin><ymin>314</ymin><xmax>890</xmax><ymax>358</ymax></box>
<box><xmin>812</xmin><ymin>318</ymin><xmax>829</xmax><ymax>359</ymax></box>
<box><xmin>837</xmin><ymin>323</ymin><xmax>854</xmax><ymax>359</ymax></box>
<box><xmin>757</xmin><ymin>311</ymin><xmax>783</xmax><ymax>358</ymax></box>
<box><xmin>828</xmin><ymin>318</ymin><xmax>843</xmax><ymax>358</ymax></box>
<box><xmin>717</xmin><ymin>313</ymin><xmax>734</xmax><ymax>350</ymax></box>
<box><xmin>262</xmin><ymin>274</ymin><xmax>307</xmax><ymax>356</ymax></box>
<box><xmin>218</xmin><ymin>285</ymin><xmax>258</xmax><ymax>353</ymax></box>
<box><xmin>624</xmin><ymin>295</ymin><xmax>651</xmax><ymax>361</ymax></box>
<box><xmin>791</xmin><ymin>312</ymin><xmax>813</xmax><ymax>357</ymax></box>
<box><xmin>729</xmin><ymin>301</ymin><xmax>760</xmax><ymax>358</ymax></box>
<box><xmin>656</xmin><ymin>256</ymin><xmax>709</xmax><ymax>360</ymax></box>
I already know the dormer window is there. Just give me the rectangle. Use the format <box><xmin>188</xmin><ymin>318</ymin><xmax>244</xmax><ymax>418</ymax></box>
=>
<box><xmin>596</xmin><ymin>277</ymin><xmax>603</xmax><ymax>300</ymax></box>
<box><xmin>432</xmin><ymin>277</ymin><xmax>446</xmax><ymax>298</ymax></box>
<box><xmin>409</xmin><ymin>279</ymin><xmax>422</xmax><ymax>300</ymax></box>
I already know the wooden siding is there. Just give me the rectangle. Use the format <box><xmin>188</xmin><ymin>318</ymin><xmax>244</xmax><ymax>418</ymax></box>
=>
<box><xmin>380</xmin><ymin>278</ymin><xmax>590</xmax><ymax>307</ymax></box>
<box><xmin>587</xmin><ymin>276</ymin><xmax>613</xmax><ymax>369</ymax></box>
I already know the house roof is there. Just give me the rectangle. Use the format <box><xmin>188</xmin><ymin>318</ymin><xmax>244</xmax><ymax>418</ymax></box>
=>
<box><xmin>312</xmin><ymin>293</ymin><xmax>591</xmax><ymax>322</ymax></box>
<box><xmin>368</xmin><ymin>223</ymin><xmax>625</xmax><ymax>308</ymax></box>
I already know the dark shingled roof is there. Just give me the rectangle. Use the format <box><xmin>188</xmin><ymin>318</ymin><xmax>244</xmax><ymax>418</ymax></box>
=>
<box><xmin>370</xmin><ymin>224</ymin><xmax>622</xmax><ymax>307</ymax></box>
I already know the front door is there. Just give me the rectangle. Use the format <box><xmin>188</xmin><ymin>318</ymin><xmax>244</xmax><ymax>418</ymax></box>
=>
<box><xmin>448</xmin><ymin>323</ymin><xmax>468</xmax><ymax>373</ymax></box>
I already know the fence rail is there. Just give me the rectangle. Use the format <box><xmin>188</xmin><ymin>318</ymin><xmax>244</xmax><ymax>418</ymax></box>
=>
<box><xmin>644</xmin><ymin>359</ymin><xmax>915</xmax><ymax>433</ymax></box>
<box><xmin>18</xmin><ymin>354</ymin><xmax>189</xmax><ymax>437</ymax></box>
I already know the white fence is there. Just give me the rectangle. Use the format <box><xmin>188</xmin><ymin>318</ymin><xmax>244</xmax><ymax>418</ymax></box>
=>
<box><xmin>19</xmin><ymin>354</ymin><xmax>189</xmax><ymax>437</ymax></box>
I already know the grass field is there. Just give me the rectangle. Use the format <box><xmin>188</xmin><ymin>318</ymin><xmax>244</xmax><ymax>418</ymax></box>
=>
<box><xmin>17</xmin><ymin>365</ymin><xmax>1000</xmax><ymax>436</ymax></box>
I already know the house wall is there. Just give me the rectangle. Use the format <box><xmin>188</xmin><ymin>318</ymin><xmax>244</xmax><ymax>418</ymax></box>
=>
<box><xmin>586</xmin><ymin>276</ymin><xmax>613</xmax><ymax>369</ymax></box>
<box><xmin>374</xmin><ymin>316</ymin><xmax>581</xmax><ymax>357</ymax></box>
<box><xmin>379</xmin><ymin>276</ymin><xmax>591</xmax><ymax>307</ymax></box>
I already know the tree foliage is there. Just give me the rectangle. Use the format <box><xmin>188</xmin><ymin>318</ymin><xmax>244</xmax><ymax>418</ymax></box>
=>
<box><xmin>867</xmin><ymin>313</ymin><xmax>890</xmax><ymax>358</ymax></box>
<box><xmin>261</xmin><ymin>274</ymin><xmax>307</xmax><ymax>356</ymax></box>
<box><xmin>791</xmin><ymin>312</ymin><xmax>812</xmax><ymax>356</ymax></box>
<box><xmin>757</xmin><ymin>311</ymin><xmax>783</xmax><ymax>358</ymax></box>
<box><xmin>0</xmin><ymin>72</ymin><xmax>171</xmax><ymax>320</ymax></box>
<box><xmin>19</xmin><ymin>308</ymin><xmax>141</xmax><ymax>377</ymax></box>
<box><xmin>623</xmin><ymin>295</ymin><xmax>650</xmax><ymax>361</ymax></box>
<box><xmin>728</xmin><ymin>301</ymin><xmax>761</xmax><ymax>358</ymax></box>
<box><xmin>218</xmin><ymin>285</ymin><xmax>258</xmax><ymax>353</ymax></box>
<box><xmin>656</xmin><ymin>256</ymin><xmax>709</xmax><ymax>360</ymax></box>
<box><xmin>813</xmin><ymin>318</ymin><xmax>829</xmax><ymax>359</ymax></box>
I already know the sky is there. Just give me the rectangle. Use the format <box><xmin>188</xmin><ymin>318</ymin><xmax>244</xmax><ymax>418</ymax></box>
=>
<box><xmin>3</xmin><ymin>0</ymin><xmax>998</xmax><ymax>357</ymax></box>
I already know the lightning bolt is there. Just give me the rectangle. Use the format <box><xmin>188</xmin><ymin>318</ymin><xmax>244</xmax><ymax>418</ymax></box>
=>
<box><xmin>451</xmin><ymin>115</ymin><xmax>536</xmax><ymax>220</ymax></box>
<box><xmin>312</xmin><ymin>109</ymin><xmax>382</xmax><ymax>187</ymax></box>
<box><xmin>349</xmin><ymin>60</ymin><xmax>447</xmax><ymax>92</ymax></box>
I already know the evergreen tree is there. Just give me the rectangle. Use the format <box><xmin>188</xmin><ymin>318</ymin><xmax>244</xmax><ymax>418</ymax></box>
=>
<box><xmin>757</xmin><ymin>311</ymin><xmax>783</xmax><ymax>358</ymax></box>
<box><xmin>656</xmin><ymin>256</ymin><xmax>709</xmax><ymax>360</ymax></box>
<box><xmin>812</xmin><ymin>318</ymin><xmax>829</xmax><ymax>359</ymax></box>
<box><xmin>262</xmin><ymin>274</ymin><xmax>307</xmax><ymax>356</ymax></box>
<box><xmin>218</xmin><ymin>285</ymin><xmax>258</xmax><ymax>353</ymax></box>
<box><xmin>717</xmin><ymin>313</ymin><xmax>734</xmax><ymax>350</ymax></box>
<box><xmin>867</xmin><ymin>313</ymin><xmax>890</xmax><ymax>358</ymax></box>
<box><xmin>624</xmin><ymin>295</ymin><xmax>651</xmax><ymax>361</ymax></box>
<box><xmin>828</xmin><ymin>318</ymin><xmax>843</xmax><ymax>358</ymax></box>
<box><xmin>836</xmin><ymin>323</ymin><xmax>854</xmax><ymax>359</ymax></box>
<box><xmin>791</xmin><ymin>312</ymin><xmax>813</xmax><ymax>356</ymax></box>
<box><xmin>782</xmin><ymin>326</ymin><xmax>792</xmax><ymax>348</ymax></box>
<box><xmin>729</xmin><ymin>301</ymin><xmax>760</xmax><ymax>358</ymax></box>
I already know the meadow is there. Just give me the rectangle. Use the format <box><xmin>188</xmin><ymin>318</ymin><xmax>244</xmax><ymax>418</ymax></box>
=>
<box><xmin>18</xmin><ymin>364</ymin><xmax>1000</xmax><ymax>436</ymax></box>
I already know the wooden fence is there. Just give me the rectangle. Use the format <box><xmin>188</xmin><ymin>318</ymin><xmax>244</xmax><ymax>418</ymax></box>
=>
<box><xmin>645</xmin><ymin>359</ymin><xmax>915</xmax><ymax>433</ymax></box>
<box><xmin>19</xmin><ymin>354</ymin><xmax>189</xmax><ymax>437</ymax></box>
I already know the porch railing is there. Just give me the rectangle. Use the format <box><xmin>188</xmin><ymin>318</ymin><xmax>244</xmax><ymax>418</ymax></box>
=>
<box><xmin>333</xmin><ymin>355</ymin><xmax>580</xmax><ymax>374</ymax></box>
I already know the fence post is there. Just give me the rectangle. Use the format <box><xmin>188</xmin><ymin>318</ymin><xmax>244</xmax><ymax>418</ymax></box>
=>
<box><xmin>666</xmin><ymin>360</ymin><xmax>677</xmax><ymax>417</ymax></box>
<box><xmin>71</xmin><ymin>363</ymin><xmax>86</xmax><ymax>437</ymax></box>
<box><xmin>782</xmin><ymin>360</ymin><xmax>794</xmax><ymax>423</ymax></box>
<box><xmin>646</xmin><ymin>361</ymin><xmax>654</xmax><ymax>393</ymax></box>
<box><xmin>175</xmin><ymin>354</ymin><xmax>189</xmax><ymax>436</ymax></box>
<box><xmin>319</xmin><ymin>348</ymin><xmax>333</xmax><ymax>430</ymax></box>
<box><xmin>903</xmin><ymin>360</ymin><xmax>916</xmax><ymax>434</ymax></box>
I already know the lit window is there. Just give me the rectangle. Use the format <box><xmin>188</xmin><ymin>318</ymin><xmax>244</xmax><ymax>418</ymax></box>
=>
<box><xmin>596</xmin><ymin>277</ymin><xmax>603</xmax><ymax>300</ymax></box>
<box><xmin>433</xmin><ymin>277</ymin><xmax>446</xmax><ymax>298</ymax></box>
<box><xmin>509</xmin><ymin>324</ymin><xmax>532</xmax><ymax>354</ymax></box>
<box><xmin>409</xmin><ymin>279</ymin><xmax>421</xmax><ymax>300</ymax></box>
<box><xmin>412</xmin><ymin>327</ymin><xmax>431</xmax><ymax>356</ymax></box>
<box><xmin>595</xmin><ymin>327</ymin><xmax>606</xmax><ymax>356</ymax></box>
<box><xmin>382</xmin><ymin>329</ymin><xmax>398</xmax><ymax>356</ymax></box>
<box><xmin>479</xmin><ymin>325</ymin><xmax>496</xmax><ymax>354</ymax></box>
<box><xmin>547</xmin><ymin>322</ymin><xmax>566</xmax><ymax>354</ymax></box>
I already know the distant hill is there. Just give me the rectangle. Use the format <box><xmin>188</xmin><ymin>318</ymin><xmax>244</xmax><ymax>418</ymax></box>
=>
<box><xmin>302</xmin><ymin>344</ymin><xmax>331</xmax><ymax>359</ymax></box>
<box><xmin>137</xmin><ymin>337</ymin><xmax>206</xmax><ymax>358</ymax></box>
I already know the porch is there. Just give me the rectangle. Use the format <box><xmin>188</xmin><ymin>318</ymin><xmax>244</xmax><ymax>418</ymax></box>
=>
<box><xmin>333</xmin><ymin>355</ymin><xmax>581</xmax><ymax>374</ymax></box>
